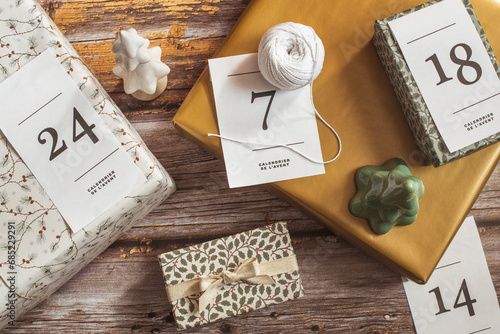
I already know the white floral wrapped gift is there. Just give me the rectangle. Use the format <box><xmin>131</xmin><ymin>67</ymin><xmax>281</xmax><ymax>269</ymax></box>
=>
<box><xmin>0</xmin><ymin>0</ymin><xmax>175</xmax><ymax>328</ymax></box>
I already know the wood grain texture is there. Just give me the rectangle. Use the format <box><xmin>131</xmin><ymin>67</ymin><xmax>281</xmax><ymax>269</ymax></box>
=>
<box><xmin>6</xmin><ymin>0</ymin><xmax>500</xmax><ymax>332</ymax></box>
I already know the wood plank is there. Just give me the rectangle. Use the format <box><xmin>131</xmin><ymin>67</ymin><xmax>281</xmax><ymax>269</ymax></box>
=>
<box><xmin>10</xmin><ymin>225</ymin><xmax>500</xmax><ymax>333</ymax></box>
<box><xmin>7</xmin><ymin>0</ymin><xmax>500</xmax><ymax>332</ymax></box>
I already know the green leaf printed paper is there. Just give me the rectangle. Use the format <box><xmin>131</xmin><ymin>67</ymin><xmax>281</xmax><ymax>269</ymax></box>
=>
<box><xmin>158</xmin><ymin>222</ymin><xmax>305</xmax><ymax>330</ymax></box>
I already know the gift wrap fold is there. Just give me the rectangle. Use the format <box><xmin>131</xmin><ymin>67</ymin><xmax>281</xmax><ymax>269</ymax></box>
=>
<box><xmin>372</xmin><ymin>0</ymin><xmax>500</xmax><ymax>167</ymax></box>
<box><xmin>0</xmin><ymin>0</ymin><xmax>175</xmax><ymax>327</ymax></box>
<box><xmin>172</xmin><ymin>0</ymin><xmax>500</xmax><ymax>283</ymax></box>
<box><xmin>158</xmin><ymin>222</ymin><xmax>305</xmax><ymax>330</ymax></box>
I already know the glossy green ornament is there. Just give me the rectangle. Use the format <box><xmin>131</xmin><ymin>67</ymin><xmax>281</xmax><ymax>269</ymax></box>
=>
<box><xmin>349</xmin><ymin>158</ymin><xmax>424</xmax><ymax>234</ymax></box>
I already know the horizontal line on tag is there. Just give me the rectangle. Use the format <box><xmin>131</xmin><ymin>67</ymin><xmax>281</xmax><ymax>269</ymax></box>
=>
<box><xmin>435</xmin><ymin>261</ymin><xmax>461</xmax><ymax>270</ymax></box>
<box><xmin>252</xmin><ymin>141</ymin><xmax>304</xmax><ymax>152</ymax></box>
<box><xmin>407</xmin><ymin>22</ymin><xmax>456</xmax><ymax>45</ymax></box>
<box><xmin>18</xmin><ymin>92</ymin><xmax>63</xmax><ymax>126</ymax></box>
<box><xmin>228</xmin><ymin>71</ymin><xmax>260</xmax><ymax>77</ymax></box>
<box><xmin>453</xmin><ymin>92</ymin><xmax>500</xmax><ymax>114</ymax></box>
<box><xmin>74</xmin><ymin>148</ymin><xmax>119</xmax><ymax>183</ymax></box>
<box><xmin>470</xmin><ymin>327</ymin><xmax>492</xmax><ymax>334</ymax></box>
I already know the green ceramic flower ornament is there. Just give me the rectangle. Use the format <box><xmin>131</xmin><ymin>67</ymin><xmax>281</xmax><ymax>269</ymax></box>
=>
<box><xmin>349</xmin><ymin>158</ymin><xmax>424</xmax><ymax>235</ymax></box>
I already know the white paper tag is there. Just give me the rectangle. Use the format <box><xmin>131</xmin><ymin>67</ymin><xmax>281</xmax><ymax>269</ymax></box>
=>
<box><xmin>388</xmin><ymin>0</ymin><xmax>500</xmax><ymax>152</ymax></box>
<box><xmin>402</xmin><ymin>216</ymin><xmax>500</xmax><ymax>334</ymax></box>
<box><xmin>0</xmin><ymin>49</ymin><xmax>145</xmax><ymax>232</ymax></box>
<box><xmin>208</xmin><ymin>53</ymin><xmax>325</xmax><ymax>188</ymax></box>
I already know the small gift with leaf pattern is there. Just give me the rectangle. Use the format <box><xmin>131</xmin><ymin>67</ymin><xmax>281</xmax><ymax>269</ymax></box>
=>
<box><xmin>372</xmin><ymin>0</ymin><xmax>500</xmax><ymax>166</ymax></box>
<box><xmin>157</xmin><ymin>222</ymin><xmax>305</xmax><ymax>330</ymax></box>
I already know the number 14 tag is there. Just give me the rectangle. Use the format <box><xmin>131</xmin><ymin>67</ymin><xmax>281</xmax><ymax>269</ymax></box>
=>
<box><xmin>402</xmin><ymin>217</ymin><xmax>500</xmax><ymax>334</ymax></box>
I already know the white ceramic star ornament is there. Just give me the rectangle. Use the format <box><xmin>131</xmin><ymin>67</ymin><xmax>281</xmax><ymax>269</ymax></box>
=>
<box><xmin>112</xmin><ymin>28</ymin><xmax>170</xmax><ymax>101</ymax></box>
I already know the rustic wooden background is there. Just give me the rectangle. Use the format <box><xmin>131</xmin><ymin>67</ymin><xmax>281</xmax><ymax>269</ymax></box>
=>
<box><xmin>9</xmin><ymin>0</ymin><xmax>500</xmax><ymax>332</ymax></box>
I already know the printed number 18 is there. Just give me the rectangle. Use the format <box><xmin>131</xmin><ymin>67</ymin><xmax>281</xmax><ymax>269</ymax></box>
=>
<box><xmin>38</xmin><ymin>107</ymin><xmax>99</xmax><ymax>161</ymax></box>
<box><xmin>425</xmin><ymin>43</ymin><xmax>482</xmax><ymax>86</ymax></box>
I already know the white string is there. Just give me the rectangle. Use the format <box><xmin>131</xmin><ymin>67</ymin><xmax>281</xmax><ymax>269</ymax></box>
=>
<box><xmin>209</xmin><ymin>22</ymin><xmax>341</xmax><ymax>165</ymax></box>
<box><xmin>258</xmin><ymin>22</ymin><xmax>325</xmax><ymax>91</ymax></box>
<box><xmin>209</xmin><ymin>83</ymin><xmax>342</xmax><ymax>165</ymax></box>
<box><xmin>208</xmin><ymin>106</ymin><xmax>341</xmax><ymax>165</ymax></box>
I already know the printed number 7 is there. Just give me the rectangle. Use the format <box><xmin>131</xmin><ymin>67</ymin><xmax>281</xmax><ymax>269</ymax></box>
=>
<box><xmin>251</xmin><ymin>90</ymin><xmax>276</xmax><ymax>130</ymax></box>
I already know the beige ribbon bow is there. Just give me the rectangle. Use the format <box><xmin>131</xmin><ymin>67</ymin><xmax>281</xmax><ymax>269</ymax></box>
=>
<box><xmin>165</xmin><ymin>255</ymin><xmax>298</xmax><ymax>314</ymax></box>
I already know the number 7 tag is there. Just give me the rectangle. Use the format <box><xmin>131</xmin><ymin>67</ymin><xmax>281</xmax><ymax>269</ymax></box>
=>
<box><xmin>208</xmin><ymin>53</ymin><xmax>326</xmax><ymax>188</ymax></box>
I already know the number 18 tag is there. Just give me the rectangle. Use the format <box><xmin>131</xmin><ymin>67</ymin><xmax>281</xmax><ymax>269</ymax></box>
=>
<box><xmin>388</xmin><ymin>0</ymin><xmax>500</xmax><ymax>153</ymax></box>
<box><xmin>402</xmin><ymin>216</ymin><xmax>500</xmax><ymax>334</ymax></box>
<box><xmin>0</xmin><ymin>49</ymin><xmax>145</xmax><ymax>232</ymax></box>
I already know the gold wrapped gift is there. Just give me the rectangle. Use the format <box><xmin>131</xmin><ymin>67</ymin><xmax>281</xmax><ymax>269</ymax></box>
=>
<box><xmin>173</xmin><ymin>0</ymin><xmax>500</xmax><ymax>283</ymax></box>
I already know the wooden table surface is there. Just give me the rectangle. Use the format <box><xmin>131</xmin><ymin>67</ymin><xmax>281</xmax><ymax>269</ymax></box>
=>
<box><xmin>9</xmin><ymin>0</ymin><xmax>500</xmax><ymax>333</ymax></box>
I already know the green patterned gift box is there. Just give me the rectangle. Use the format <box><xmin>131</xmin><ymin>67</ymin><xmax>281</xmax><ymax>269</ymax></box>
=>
<box><xmin>157</xmin><ymin>222</ymin><xmax>305</xmax><ymax>330</ymax></box>
<box><xmin>372</xmin><ymin>0</ymin><xmax>500</xmax><ymax>167</ymax></box>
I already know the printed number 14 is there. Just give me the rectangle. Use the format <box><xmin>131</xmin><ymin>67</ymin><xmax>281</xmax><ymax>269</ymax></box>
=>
<box><xmin>38</xmin><ymin>107</ymin><xmax>99</xmax><ymax>161</ymax></box>
<box><xmin>429</xmin><ymin>279</ymin><xmax>477</xmax><ymax>316</ymax></box>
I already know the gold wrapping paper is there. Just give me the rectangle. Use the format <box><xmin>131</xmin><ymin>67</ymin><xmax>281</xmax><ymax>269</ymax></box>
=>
<box><xmin>173</xmin><ymin>0</ymin><xmax>500</xmax><ymax>283</ymax></box>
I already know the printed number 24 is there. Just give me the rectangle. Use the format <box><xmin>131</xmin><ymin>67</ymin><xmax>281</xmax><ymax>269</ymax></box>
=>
<box><xmin>38</xmin><ymin>107</ymin><xmax>99</xmax><ymax>161</ymax></box>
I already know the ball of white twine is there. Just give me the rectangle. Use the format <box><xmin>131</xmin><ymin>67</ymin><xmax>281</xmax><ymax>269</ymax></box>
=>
<box><xmin>258</xmin><ymin>22</ymin><xmax>325</xmax><ymax>91</ymax></box>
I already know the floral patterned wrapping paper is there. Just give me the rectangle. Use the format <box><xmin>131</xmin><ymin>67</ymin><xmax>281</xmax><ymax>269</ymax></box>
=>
<box><xmin>0</xmin><ymin>0</ymin><xmax>175</xmax><ymax>328</ymax></box>
<box><xmin>372</xmin><ymin>0</ymin><xmax>500</xmax><ymax>167</ymax></box>
<box><xmin>158</xmin><ymin>222</ymin><xmax>305</xmax><ymax>330</ymax></box>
